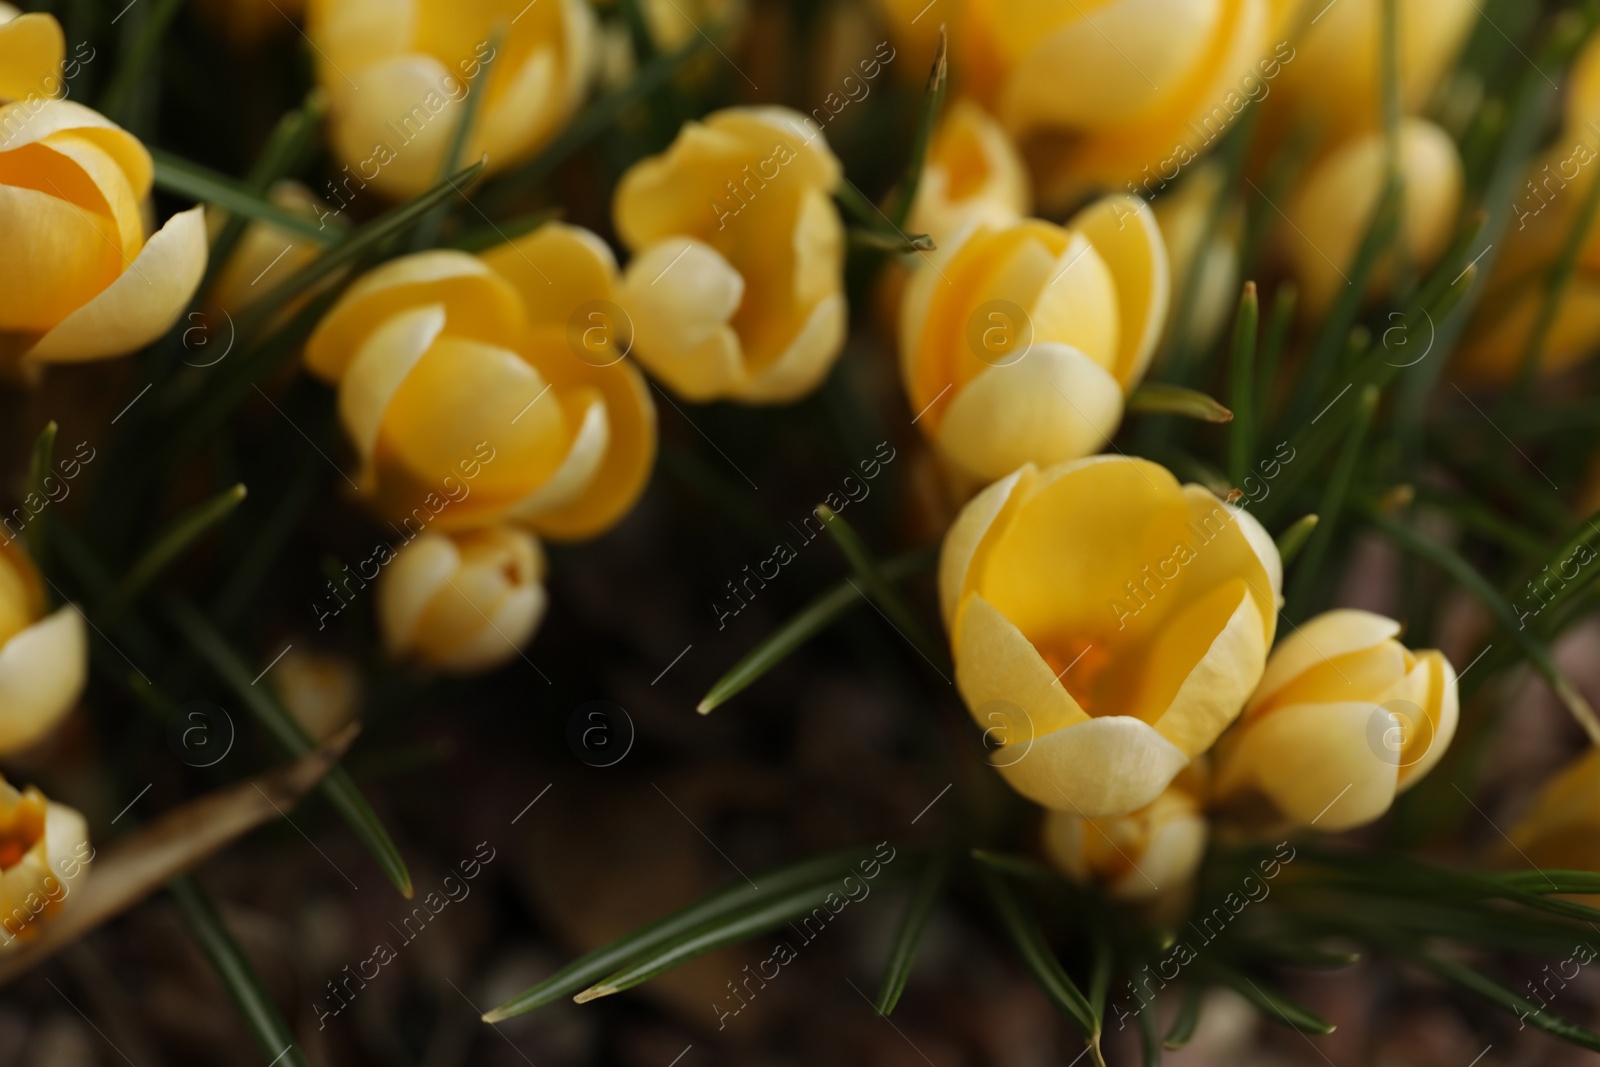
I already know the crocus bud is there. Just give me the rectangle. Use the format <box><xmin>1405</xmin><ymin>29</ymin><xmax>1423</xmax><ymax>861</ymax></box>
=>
<box><xmin>940</xmin><ymin>456</ymin><xmax>1280</xmax><ymax>817</ymax></box>
<box><xmin>901</xmin><ymin>196</ymin><xmax>1168</xmax><ymax>482</ymax></box>
<box><xmin>1503</xmin><ymin>747</ymin><xmax>1600</xmax><ymax>888</ymax></box>
<box><xmin>0</xmin><ymin>11</ymin><xmax>206</xmax><ymax>365</ymax></box>
<box><xmin>377</xmin><ymin>524</ymin><xmax>547</xmax><ymax>674</ymax></box>
<box><xmin>0</xmin><ymin>541</ymin><xmax>86</xmax><ymax>754</ymax></box>
<box><xmin>305</xmin><ymin>0</ymin><xmax>595</xmax><ymax>199</ymax></box>
<box><xmin>304</xmin><ymin>224</ymin><xmax>657</xmax><ymax>541</ymax></box>
<box><xmin>908</xmin><ymin>98</ymin><xmax>1031</xmax><ymax>247</ymax></box>
<box><xmin>1213</xmin><ymin>610</ymin><xmax>1458</xmax><ymax>832</ymax></box>
<box><xmin>1282</xmin><ymin>118</ymin><xmax>1462</xmax><ymax>314</ymax></box>
<box><xmin>0</xmin><ymin>775</ymin><xmax>91</xmax><ymax>949</ymax></box>
<box><xmin>614</xmin><ymin>106</ymin><xmax>846</xmax><ymax>403</ymax></box>
<box><xmin>272</xmin><ymin>649</ymin><xmax>361</xmax><ymax>742</ymax></box>
<box><xmin>1041</xmin><ymin>767</ymin><xmax>1207</xmax><ymax>901</ymax></box>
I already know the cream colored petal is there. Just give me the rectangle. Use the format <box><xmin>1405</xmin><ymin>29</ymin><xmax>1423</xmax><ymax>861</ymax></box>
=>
<box><xmin>325</xmin><ymin>55</ymin><xmax>459</xmax><ymax>200</ymax></box>
<box><xmin>43</xmin><ymin>799</ymin><xmax>90</xmax><ymax>890</ymax></box>
<box><xmin>954</xmin><ymin>592</ymin><xmax>1087</xmax><ymax>744</ymax></box>
<box><xmin>376</xmin><ymin>533</ymin><xmax>457</xmax><ymax>657</ymax></box>
<box><xmin>25</xmin><ymin>206</ymin><xmax>206</xmax><ymax>363</ymax></box>
<box><xmin>899</xmin><ymin>221</ymin><xmax>979</xmax><ymax>378</ymax></box>
<box><xmin>306</xmin><ymin>0</ymin><xmax>412</xmax><ymax>74</ymax></box>
<box><xmin>1000</xmin><ymin>716</ymin><xmax>1190</xmax><ymax>818</ymax></box>
<box><xmin>0</xmin><ymin>12</ymin><xmax>64</xmax><ymax>102</ymax></box>
<box><xmin>0</xmin><ymin>100</ymin><xmax>151</xmax><ymax>195</ymax></box>
<box><xmin>1153</xmin><ymin>584</ymin><xmax>1267</xmax><ymax>756</ymax></box>
<box><xmin>1220</xmin><ymin>700</ymin><xmax>1400</xmax><ymax>830</ymax></box>
<box><xmin>1250</xmin><ymin>609</ymin><xmax>1402</xmax><ymax>713</ymax></box>
<box><xmin>1397</xmin><ymin>649</ymin><xmax>1458</xmax><ymax>790</ymax></box>
<box><xmin>1110</xmin><ymin>811</ymin><xmax>1206</xmax><ymax>900</ymax></box>
<box><xmin>479</xmin><ymin>45</ymin><xmax>559</xmax><ymax>166</ymax></box>
<box><xmin>1070</xmin><ymin>193</ymin><xmax>1171</xmax><ymax>390</ymax></box>
<box><xmin>938</xmin><ymin>464</ymin><xmax>1033</xmax><ymax>625</ymax></box>
<box><xmin>0</xmin><ymin>606</ymin><xmax>85</xmax><ymax>754</ymax></box>
<box><xmin>305</xmin><ymin>251</ymin><xmax>525</xmax><ymax>381</ymax></box>
<box><xmin>338</xmin><ymin>303</ymin><xmax>447</xmax><ymax>466</ymax></box>
<box><xmin>429</xmin><ymin>582</ymin><xmax>547</xmax><ymax>674</ymax></box>
<box><xmin>505</xmin><ymin>393</ymin><xmax>609</xmax><ymax>522</ymax></box>
<box><xmin>621</xmin><ymin>237</ymin><xmax>744</xmax><ymax>354</ymax></box>
<box><xmin>737</xmin><ymin>292</ymin><xmax>846</xmax><ymax>403</ymax></box>
<box><xmin>936</xmin><ymin>343</ymin><xmax>1124</xmax><ymax>482</ymax></box>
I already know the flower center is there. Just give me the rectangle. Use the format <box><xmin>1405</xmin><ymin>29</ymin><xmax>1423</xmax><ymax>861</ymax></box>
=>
<box><xmin>1040</xmin><ymin>638</ymin><xmax>1115</xmax><ymax>717</ymax></box>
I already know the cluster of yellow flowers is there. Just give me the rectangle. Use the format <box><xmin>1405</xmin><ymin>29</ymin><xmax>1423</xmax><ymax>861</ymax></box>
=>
<box><xmin>5</xmin><ymin>0</ymin><xmax>1600</xmax><ymax>953</ymax></box>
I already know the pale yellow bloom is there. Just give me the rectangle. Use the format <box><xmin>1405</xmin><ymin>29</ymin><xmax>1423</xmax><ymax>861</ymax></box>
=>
<box><xmin>1503</xmin><ymin>747</ymin><xmax>1600</xmax><ymax>891</ymax></box>
<box><xmin>273</xmin><ymin>649</ymin><xmax>361</xmax><ymax>741</ymax></box>
<box><xmin>1212</xmin><ymin>609</ymin><xmax>1458</xmax><ymax>831</ymax></box>
<box><xmin>959</xmin><ymin>0</ymin><xmax>1297</xmax><ymax>210</ymax></box>
<box><xmin>0</xmin><ymin>12</ymin><xmax>206</xmax><ymax>365</ymax></box>
<box><xmin>207</xmin><ymin>181</ymin><xmax>340</xmax><ymax>317</ymax></box>
<box><xmin>901</xmin><ymin>196</ymin><xmax>1169</xmax><ymax>483</ymax></box>
<box><xmin>1041</xmin><ymin>766</ymin><xmax>1207</xmax><ymax>901</ymax></box>
<box><xmin>1282</xmin><ymin>118</ymin><xmax>1462</xmax><ymax>314</ymax></box>
<box><xmin>305</xmin><ymin>0</ymin><xmax>595</xmax><ymax>200</ymax></box>
<box><xmin>642</xmin><ymin>0</ymin><xmax>743</xmax><ymax>52</ymax></box>
<box><xmin>1270</xmin><ymin>0</ymin><xmax>1476</xmax><ymax>145</ymax></box>
<box><xmin>0</xmin><ymin>541</ymin><xmax>85</xmax><ymax>755</ymax></box>
<box><xmin>1153</xmin><ymin>164</ymin><xmax>1241</xmax><ymax>356</ymax></box>
<box><xmin>304</xmin><ymin>224</ymin><xmax>657</xmax><ymax>540</ymax></box>
<box><xmin>378</xmin><ymin>524</ymin><xmax>547</xmax><ymax>674</ymax></box>
<box><xmin>940</xmin><ymin>456</ymin><xmax>1280</xmax><ymax>817</ymax></box>
<box><xmin>613</xmin><ymin>106</ymin><xmax>846</xmax><ymax>403</ymax></box>
<box><xmin>908</xmin><ymin>98</ymin><xmax>1030</xmax><ymax>248</ymax></box>
<box><xmin>0</xmin><ymin>775</ymin><xmax>91</xmax><ymax>949</ymax></box>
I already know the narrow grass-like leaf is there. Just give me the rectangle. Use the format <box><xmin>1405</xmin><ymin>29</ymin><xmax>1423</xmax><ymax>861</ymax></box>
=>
<box><xmin>849</xmin><ymin>228</ymin><xmax>936</xmax><ymax>253</ymax></box>
<box><xmin>1255</xmin><ymin>281</ymin><xmax>1296</xmax><ymax>420</ymax></box>
<box><xmin>888</xmin><ymin>25</ymin><xmax>948</xmax><ymax>228</ymax></box>
<box><xmin>1228</xmin><ymin>281</ymin><xmax>1259</xmax><ymax>485</ymax></box>
<box><xmin>1164</xmin><ymin>984</ymin><xmax>1203</xmax><ymax>1049</ymax></box>
<box><xmin>1415</xmin><ymin>486</ymin><xmax>1549</xmax><ymax>562</ymax></box>
<box><xmin>1513</xmin><ymin>504</ymin><xmax>1600</xmax><ymax>626</ymax></box>
<box><xmin>576</xmin><ymin>880</ymin><xmax>849</xmax><ymax>1001</ymax></box>
<box><xmin>24</xmin><ymin>421</ymin><xmax>56</xmax><ymax>564</ymax></box>
<box><xmin>1286</xmin><ymin>384</ymin><xmax>1377</xmax><ymax>618</ymax></box>
<box><xmin>1369</xmin><ymin>511</ymin><xmax>1600</xmax><ymax>743</ymax></box>
<box><xmin>150</xmin><ymin>149</ymin><xmax>335</xmax><ymax>245</ymax></box>
<box><xmin>169</xmin><ymin>876</ymin><xmax>313</xmax><ymax>1067</ymax></box>
<box><xmin>1494</xmin><ymin>870</ymin><xmax>1600</xmax><ymax>895</ymax></box>
<box><xmin>1275</xmin><ymin>514</ymin><xmax>1319</xmax><ymax>567</ymax></box>
<box><xmin>975</xmin><ymin>865</ymin><xmax>1097</xmax><ymax>1036</ymax></box>
<box><xmin>1127</xmin><ymin>383</ymin><xmax>1234</xmax><ymax>423</ymax></box>
<box><xmin>970</xmin><ymin>849</ymin><xmax>1058</xmax><ymax>883</ymax></box>
<box><xmin>1205</xmin><ymin>964</ymin><xmax>1334</xmax><ymax>1035</ymax></box>
<box><xmin>103</xmin><ymin>484</ymin><xmax>246</xmax><ymax>620</ymax></box>
<box><xmin>451</xmin><ymin>207</ymin><xmax>562</xmax><ymax>253</ymax></box>
<box><xmin>697</xmin><ymin>547</ymin><xmax>936</xmax><ymax>713</ymax></box>
<box><xmin>212</xmin><ymin>461</ymin><xmax>321</xmax><ymax>627</ymax></box>
<box><xmin>835</xmin><ymin>176</ymin><xmax>888</xmax><ymax>230</ymax></box>
<box><xmin>815</xmin><ymin>506</ymin><xmax>945</xmax><ymax>672</ymax></box>
<box><xmin>1409</xmin><ymin>948</ymin><xmax>1600</xmax><ymax>1051</ymax></box>
<box><xmin>1136</xmin><ymin>991</ymin><xmax>1160</xmax><ymax>1067</ymax></box>
<box><xmin>166</xmin><ymin>599</ymin><xmax>414</xmax><ymax>898</ymax></box>
<box><xmin>483</xmin><ymin>847</ymin><xmax>877</xmax><ymax>1019</ymax></box>
<box><xmin>1088</xmin><ymin>925</ymin><xmax>1112</xmax><ymax>1024</ymax></box>
<box><xmin>876</xmin><ymin>852</ymin><xmax>952</xmax><ymax>1015</ymax></box>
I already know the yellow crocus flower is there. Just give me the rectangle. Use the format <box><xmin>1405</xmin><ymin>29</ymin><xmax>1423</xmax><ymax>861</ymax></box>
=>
<box><xmin>613</xmin><ymin>106</ymin><xmax>847</xmax><ymax>403</ymax></box>
<box><xmin>0</xmin><ymin>775</ymin><xmax>90</xmax><ymax>950</ymax></box>
<box><xmin>304</xmin><ymin>0</ymin><xmax>595</xmax><ymax>199</ymax></box>
<box><xmin>304</xmin><ymin>223</ymin><xmax>656</xmax><ymax>541</ymax></box>
<box><xmin>1213</xmin><ymin>609</ymin><xmax>1458</xmax><ymax>831</ymax></box>
<box><xmin>901</xmin><ymin>196</ymin><xmax>1168</xmax><ymax>483</ymax></box>
<box><xmin>0</xmin><ymin>11</ymin><xmax>206</xmax><ymax>366</ymax></box>
<box><xmin>941</xmin><ymin>456</ymin><xmax>1280</xmax><ymax>817</ymax></box>
<box><xmin>0</xmin><ymin>540</ymin><xmax>85</xmax><ymax>755</ymax></box>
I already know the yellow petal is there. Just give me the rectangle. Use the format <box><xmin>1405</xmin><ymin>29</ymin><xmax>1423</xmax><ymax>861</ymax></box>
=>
<box><xmin>0</xmin><ymin>606</ymin><xmax>85</xmax><ymax>755</ymax></box>
<box><xmin>504</xmin><ymin>391</ymin><xmax>609</xmax><ymax>522</ymax></box>
<box><xmin>1249</xmin><ymin>609</ymin><xmax>1401</xmax><ymax>713</ymax></box>
<box><xmin>0</xmin><ymin>100</ymin><xmax>151</xmax><ymax>198</ymax></box>
<box><xmin>738</xmin><ymin>291</ymin><xmax>845</xmax><ymax>402</ymax></box>
<box><xmin>1150</xmin><ymin>580</ymin><xmax>1267</xmax><ymax>756</ymax></box>
<box><xmin>1218</xmin><ymin>699</ymin><xmax>1400</xmax><ymax>830</ymax></box>
<box><xmin>1396</xmin><ymin>649</ymin><xmax>1457</xmax><ymax>790</ymax></box>
<box><xmin>376</xmin><ymin>531</ymin><xmax>457</xmax><ymax>655</ymax></box>
<box><xmin>953</xmin><ymin>592</ymin><xmax>1088</xmax><ymax>744</ymax></box>
<box><xmin>1025</xmin><ymin>231</ymin><xmax>1121</xmax><ymax>373</ymax></box>
<box><xmin>25</xmin><ymin>205</ymin><xmax>207</xmax><ymax>363</ymax></box>
<box><xmin>1069</xmin><ymin>193</ymin><xmax>1170</xmax><ymax>390</ymax></box>
<box><xmin>0</xmin><ymin>11</ymin><xmax>64</xmax><ymax>103</ymax></box>
<box><xmin>305</xmin><ymin>251</ymin><xmax>526</xmax><ymax>382</ymax></box>
<box><xmin>0</xmin><ymin>184</ymin><xmax>122</xmax><ymax>333</ymax></box>
<box><xmin>305</xmin><ymin>0</ymin><xmax>413</xmax><ymax>76</ymax></box>
<box><xmin>999</xmin><ymin>715</ymin><xmax>1190</xmax><ymax>818</ymax></box>
<box><xmin>938</xmin><ymin>464</ymin><xmax>1034</xmax><ymax>625</ymax></box>
<box><xmin>936</xmin><ymin>343</ymin><xmax>1125</xmax><ymax>482</ymax></box>
<box><xmin>338</xmin><ymin>302</ymin><xmax>448</xmax><ymax>466</ymax></box>
<box><xmin>37</xmin><ymin>131</ymin><xmax>145</xmax><ymax>257</ymax></box>
<box><xmin>324</xmin><ymin>55</ymin><xmax>460</xmax><ymax>200</ymax></box>
<box><xmin>621</xmin><ymin>236</ymin><xmax>746</xmax><ymax>398</ymax></box>
<box><xmin>479</xmin><ymin>222</ymin><xmax>621</xmax><ymax>331</ymax></box>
